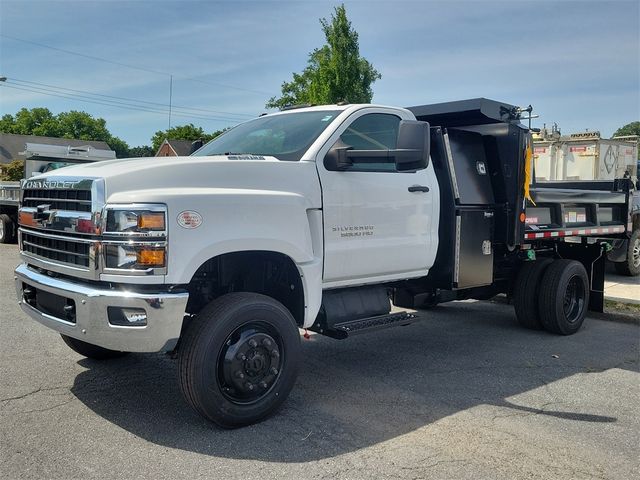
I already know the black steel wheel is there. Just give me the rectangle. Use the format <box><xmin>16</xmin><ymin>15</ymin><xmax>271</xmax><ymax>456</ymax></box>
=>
<box><xmin>538</xmin><ymin>259</ymin><xmax>590</xmax><ymax>335</ymax></box>
<box><xmin>218</xmin><ymin>322</ymin><xmax>284</xmax><ymax>404</ymax></box>
<box><xmin>178</xmin><ymin>292</ymin><xmax>301</xmax><ymax>428</ymax></box>
<box><xmin>513</xmin><ymin>257</ymin><xmax>554</xmax><ymax>330</ymax></box>
<box><xmin>614</xmin><ymin>229</ymin><xmax>640</xmax><ymax>276</ymax></box>
<box><xmin>60</xmin><ymin>334</ymin><xmax>129</xmax><ymax>360</ymax></box>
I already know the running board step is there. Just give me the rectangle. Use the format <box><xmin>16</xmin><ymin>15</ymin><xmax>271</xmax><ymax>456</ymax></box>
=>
<box><xmin>323</xmin><ymin>312</ymin><xmax>417</xmax><ymax>339</ymax></box>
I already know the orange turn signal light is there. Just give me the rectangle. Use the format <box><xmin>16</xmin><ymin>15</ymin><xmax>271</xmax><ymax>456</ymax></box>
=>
<box><xmin>136</xmin><ymin>249</ymin><xmax>165</xmax><ymax>267</ymax></box>
<box><xmin>138</xmin><ymin>212</ymin><xmax>165</xmax><ymax>230</ymax></box>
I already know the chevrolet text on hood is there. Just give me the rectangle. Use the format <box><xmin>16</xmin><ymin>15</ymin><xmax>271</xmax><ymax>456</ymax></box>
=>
<box><xmin>13</xmin><ymin>100</ymin><xmax>634</xmax><ymax>428</ymax></box>
<box><xmin>23</xmin><ymin>179</ymin><xmax>84</xmax><ymax>189</ymax></box>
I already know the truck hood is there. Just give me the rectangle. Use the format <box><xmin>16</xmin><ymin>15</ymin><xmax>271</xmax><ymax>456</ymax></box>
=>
<box><xmin>32</xmin><ymin>155</ymin><xmax>322</xmax><ymax>206</ymax></box>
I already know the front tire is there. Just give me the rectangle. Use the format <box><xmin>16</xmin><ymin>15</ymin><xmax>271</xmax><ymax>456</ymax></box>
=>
<box><xmin>60</xmin><ymin>334</ymin><xmax>129</xmax><ymax>360</ymax></box>
<box><xmin>614</xmin><ymin>229</ymin><xmax>640</xmax><ymax>276</ymax></box>
<box><xmin>538</xmin><ymin>260</ymin><xmax>589</xmax><ymax>335</ymax></box>
<box><xmin>178</xmin><ymin>293</ymin><xmax>301</xmax><ymax>428</ymax></box>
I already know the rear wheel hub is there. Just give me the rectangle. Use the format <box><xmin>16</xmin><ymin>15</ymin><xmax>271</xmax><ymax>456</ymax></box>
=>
<box><xmin>563</xmin><ymin>275</ymin><xmax>585</xmax><ymax>323</ymax></box>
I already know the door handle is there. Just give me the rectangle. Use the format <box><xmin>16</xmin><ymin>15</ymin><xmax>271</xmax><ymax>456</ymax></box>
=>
<box><xmin>408</xmin><ymin>185</ymin><xmax>430</xmax><ymax>193</ymax></box>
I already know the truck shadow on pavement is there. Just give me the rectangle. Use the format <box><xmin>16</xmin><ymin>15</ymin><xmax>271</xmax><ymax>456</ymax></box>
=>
<box><xmin>70</xmin><ymin>300</ymin><xmax>636</xmax><ymax>462</ymax></box>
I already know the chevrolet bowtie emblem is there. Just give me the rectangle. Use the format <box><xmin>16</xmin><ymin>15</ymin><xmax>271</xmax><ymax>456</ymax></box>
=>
<box><xmin>34</xmin><ymin>204</ymin><xmax>52</xmax><ymax>223</ymax></box>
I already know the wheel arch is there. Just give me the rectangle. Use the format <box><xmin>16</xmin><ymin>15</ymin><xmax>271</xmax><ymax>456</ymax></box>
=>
<box><xmin>184</xmin><ymin>250</ymin><xmax>309</xmax><ymax>327</ymax></box>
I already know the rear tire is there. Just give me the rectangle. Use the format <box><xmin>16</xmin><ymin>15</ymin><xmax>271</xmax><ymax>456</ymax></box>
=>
<box><xmin>613</xmin><ymin>229</ymin><xmax>640</xmax><ymax>276</ymax></box>
<box><xmin>60</xmin><ymin>334</ymin><xmax>129</xmax><ymax>360</ymax></box>
<box><xmin>538</xmin><ymin>260</ymin><xmax>589</xmax><ymax>335</ymax></box>
<box><xmin>0</xmin><ymin>214</ymin><xmax>15</xmax><ymax>244</ymax></box>
<box><xmin>178</xmin><ymin>292</ymin><xmax>301</xmax><ymax>428</ymax></box>
<box><xmin>513</xmin><ymin>257</ymin><xmax>554</xmax><ymax>330</ymax></box>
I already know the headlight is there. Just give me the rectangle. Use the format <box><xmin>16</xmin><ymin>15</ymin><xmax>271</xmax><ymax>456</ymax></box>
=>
<box><xmin>105</xmin><ymin>206</ymin><xmax>166</xmax><ymax>234</ymax></box>
<box><xmin>102</xmin><ymin>204</ymin><xmax>167</xmax><ymax>273</ymax></box>
<box><xmin>104</xmin><ymin>244</ymin><xmax>166</xmax><ymax>270</ymax></box>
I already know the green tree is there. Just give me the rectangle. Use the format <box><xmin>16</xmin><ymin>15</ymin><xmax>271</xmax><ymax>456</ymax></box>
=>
<box><xmin>0</xmin><ymin>108</ymin><xmax>60</xmax><ymax>136</ymax></box>
<box><xmin>0</xmin><ymin>159</ymin><xmax>24</xmax><ymax>181</ymax></box>
<box><xmin>266</xmin><ymin>4</ymin><xmax>381</xmax><ymax>109</ymax></box>
<box><xmin>614</xmin><ymin>121</ymin><xmax>640</xmax><ymax>137</ymax></box>
<box><xmin>614</xmin><ymin>122</ymin><xmax>640</xmax><ymax>159</ymax></box>
<box><xmin>129</xmin><ymin>145</ymin><xmax>155</xmax><ymax>157</ymax></box>
<box><xmin>0</xmin><ymin>108</ymin><xmax>130</xmax><ymax>158</ymax></box>
<box><xmin>151</xmin><ymin>124</ymin><xmax>226</xmax><ymax>152</ymax></box>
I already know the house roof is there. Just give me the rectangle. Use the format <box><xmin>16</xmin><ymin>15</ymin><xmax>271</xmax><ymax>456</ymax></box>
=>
<box><xmin>156</xmin><ymin>139</ymin><xmax>194</xmax><ymax>157</ymax></box>
<box><xmin>0</xmin><ymin>133</ymin><xmax>112</xmax><ymax>164</ymax></box>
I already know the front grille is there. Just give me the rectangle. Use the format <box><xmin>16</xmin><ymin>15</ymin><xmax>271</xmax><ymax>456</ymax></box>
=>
<box><xmin>22</xmin><ymin>231</ymin><xmax>91</xmax><ymax>268</ymax></box>
<box><xmin>22</xmin><ymin>189</ymin><xmax>92</xmax><ymax>212</ymax></box>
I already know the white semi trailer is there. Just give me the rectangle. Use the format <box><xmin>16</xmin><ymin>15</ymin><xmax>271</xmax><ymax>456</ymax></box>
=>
<box><xmin>533</xmin><ymin>129</ymin><xmax>638</xmax><ymax>181</ymax></box>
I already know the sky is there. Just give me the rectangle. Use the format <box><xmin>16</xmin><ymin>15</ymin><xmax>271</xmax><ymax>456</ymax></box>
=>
<box><xmin>0</xmin><ymin>0</ymin><xmax>638</xmax><ymax>148</ymax></box>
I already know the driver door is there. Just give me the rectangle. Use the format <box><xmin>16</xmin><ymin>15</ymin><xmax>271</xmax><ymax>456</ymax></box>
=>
<box><xmin>317</xmin><ymin>109</ymin><xmax>438</xmax><ymax>286</ymax></box>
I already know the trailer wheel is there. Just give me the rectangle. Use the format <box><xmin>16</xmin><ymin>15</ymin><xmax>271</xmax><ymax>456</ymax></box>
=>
<box><xmin>538</xmin><ymin>260</ymin><xmax>589</xmax><ymax>335</ymax></box>
<box><xmin>60</xmin><ymin>334</ymin><xmax>129</xmax><ymax>360</ymax></box>
<box><xmin>513</xmin><ymin>257</ymin><xmax>554</xmax><ymax>330</ymax></box>
<box><xmin>0</xmin><ymin>214</ymin><xmax>15</xmax><ymax>244</ymax></box>
<box><xmin>614</xmin><ymin>229</ymin><xmax>640</xmax><ymax>276</ymax></box>
<box><xmin>178</xmin><ymin>292</ymin><xmax>301</xmax><ymax>428</ymax></box>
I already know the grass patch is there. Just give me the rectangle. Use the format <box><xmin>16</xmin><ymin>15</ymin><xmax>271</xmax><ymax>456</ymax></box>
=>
<box><xmin>604</xmin><ymin>299</ymin><xmax>640</xmax><ymax>315</ymax></box>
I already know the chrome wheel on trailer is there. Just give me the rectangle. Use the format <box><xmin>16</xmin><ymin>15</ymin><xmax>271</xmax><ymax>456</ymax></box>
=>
<box><xmin>614</xmin><ymin>229</ymin><xmax>640</xmax><ymax>276</ymax></box>
<box><xmin>0</xmin><ymin>213</ymin><xmax>16</xmax><ymax>244</ymax></box>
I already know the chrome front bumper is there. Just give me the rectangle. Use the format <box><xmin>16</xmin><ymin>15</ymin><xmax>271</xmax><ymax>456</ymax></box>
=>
<box><xmin>15</xmin><ymin>263</ymin><xmax>189</xmax><ymax>352</ymax></box>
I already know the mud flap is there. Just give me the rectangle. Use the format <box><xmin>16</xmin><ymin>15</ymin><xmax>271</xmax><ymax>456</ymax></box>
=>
<box><xmin>556</xmin><ymin>242</ymin><xmax>606</xmax><ymax>313</ymax></box>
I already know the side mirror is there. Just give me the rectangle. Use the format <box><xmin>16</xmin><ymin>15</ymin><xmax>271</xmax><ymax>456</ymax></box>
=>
<box><xmin>324</xmin><ymin>139</ymin><xmax>353</xmax><ymax>171</ymax></box>
<box><xmin>394</xmin><ymin>120</ymin><xmax>430</xmax><ymax>171</ymax></box>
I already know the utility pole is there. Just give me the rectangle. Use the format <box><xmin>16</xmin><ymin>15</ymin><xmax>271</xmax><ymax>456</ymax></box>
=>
<box><xmin>168</xmin><ymin>74</ymin><xmax>173</xmax><ymax>129</ymax></box>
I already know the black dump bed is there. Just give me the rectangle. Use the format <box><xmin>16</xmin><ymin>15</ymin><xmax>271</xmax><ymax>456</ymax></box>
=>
<box><xmin>406</xmin><ymin>98</ymin><xmax>632</xmax><ymax>290</ymax></box>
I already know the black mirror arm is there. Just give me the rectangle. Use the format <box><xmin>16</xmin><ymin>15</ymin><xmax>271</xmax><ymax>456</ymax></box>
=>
<box><xmin>324</xmin><ymin>139</ymin><xmax>354</xmax><ymax>171</ymax></box>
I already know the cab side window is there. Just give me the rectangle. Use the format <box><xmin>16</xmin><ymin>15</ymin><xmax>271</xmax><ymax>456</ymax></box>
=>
<box><xmin>340</xmin><ymin>114</ymin><xmax>400</xmax><ymax>171</ymax></box>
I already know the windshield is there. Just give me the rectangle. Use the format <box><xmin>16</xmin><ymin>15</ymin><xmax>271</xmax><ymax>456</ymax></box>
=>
<box><xmin>192</xmin><ymin>110</ymin><xmax>341</xmax><ymax>161</ymax></box>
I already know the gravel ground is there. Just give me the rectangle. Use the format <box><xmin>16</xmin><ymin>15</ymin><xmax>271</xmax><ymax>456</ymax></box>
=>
<box><xmin>1</xmin><ymin>243</ymin><xmax>639</xmax><ymax>480</ymax></box>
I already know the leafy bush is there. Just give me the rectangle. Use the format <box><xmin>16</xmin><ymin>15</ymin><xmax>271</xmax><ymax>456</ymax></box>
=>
<box><xmin>0</xmin><ymin>159</ymin><xmax>25</xmax><ymax>181</ymax></box>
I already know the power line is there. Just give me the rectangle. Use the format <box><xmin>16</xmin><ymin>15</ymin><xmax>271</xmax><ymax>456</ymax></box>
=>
<box><xmin>1</xmin><ymin>33</ymin><xmax>275</xmax><ymax>96</ymax></box>
<box><xmin>0</xmin><ymin>34</ymin><xmax>169</xmax><ymax>77</ymax></box>
<box><xmin>9</xmin><ymin>77</ymin><xmax>254</xmax><ymax>118</ymax></box>
<box><xmin>0</xmin><ymin>83</ymin><xmax>244</xmax><ymax>124</ymax></box>
<box><xmin>1</xmin><ymin>82</ymin><xmax>238</xmax><ymax>122</ymax></box>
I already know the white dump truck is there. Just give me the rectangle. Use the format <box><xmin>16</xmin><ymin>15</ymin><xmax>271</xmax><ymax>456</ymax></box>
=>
<box><xmin>14</xmin><ymin>99</ymin><xmax>634</xmax><ymax>427</ymax></box>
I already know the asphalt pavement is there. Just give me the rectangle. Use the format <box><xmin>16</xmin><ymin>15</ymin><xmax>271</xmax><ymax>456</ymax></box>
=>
<box><xmin>1</xmin><ymin>243</ymin><xmax>639</xmax><ymax>480</ymax></box>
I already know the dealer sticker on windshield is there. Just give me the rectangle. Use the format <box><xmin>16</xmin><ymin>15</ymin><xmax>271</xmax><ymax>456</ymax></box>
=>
<box><xmin>177</xmin><ymin>210</ymin><xmax>203</xmax><ymax>229</ymax></box>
